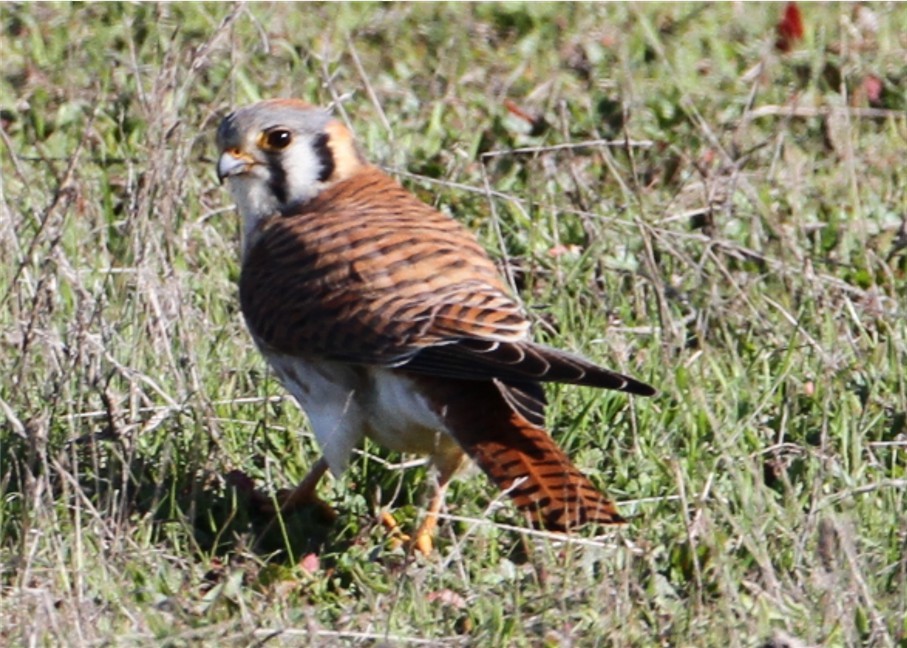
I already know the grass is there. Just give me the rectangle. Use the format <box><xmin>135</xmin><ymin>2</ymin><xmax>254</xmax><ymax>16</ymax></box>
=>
<box><xmin>1</xmin><ymin>2</ymin><xmax>905</xmax><ymax>645</ymax></box>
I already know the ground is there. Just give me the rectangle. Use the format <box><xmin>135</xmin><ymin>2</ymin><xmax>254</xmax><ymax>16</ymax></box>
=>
<box><xmin>1</xmin><ymin>3</ymin><xmax>905</xmax><ymax>646</ymax></box>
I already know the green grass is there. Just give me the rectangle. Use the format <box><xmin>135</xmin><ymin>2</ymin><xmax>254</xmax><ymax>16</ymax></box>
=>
<box><xmin>2</xmin><ymin>2</ymin><xmax>906</xmax><ymax>645</ymax></box>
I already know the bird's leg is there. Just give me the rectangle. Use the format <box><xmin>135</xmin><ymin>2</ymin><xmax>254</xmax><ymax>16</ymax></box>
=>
<box><xmin>272</xmin><ymin>456</ymin><xmax>335</xmax><ymax>519</ymax></box>
<box><xmin>253</xmin><ymin>456</ymin><xmax>335</xmax><ymax>554</ymax></box>
<box><xmin>379</xmin><ymin>452</ymin><xmax>463</xmax><ymax>556</ymax></box>
<box><xmin>410</xmin><ymin>469</ymin><xmax>455</xmax><ymax>556</ymax></box>
<box><xmin>379</xmin><ymin>479</ymin><xmax>452</xmax><ymax>556</ymax></box>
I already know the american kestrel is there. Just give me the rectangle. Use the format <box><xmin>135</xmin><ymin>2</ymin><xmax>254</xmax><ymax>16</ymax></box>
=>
<box><xmin>215</xmin><ymin>99</ymin><xmax>655</xmax><ymax>554</ymax></box>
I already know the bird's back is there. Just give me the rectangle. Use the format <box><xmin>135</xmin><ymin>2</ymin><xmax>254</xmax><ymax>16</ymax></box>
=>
<box><xmin>239</xmin><ymin>166</ymin><xmax>528</xmax><ymax>363</ymax></box>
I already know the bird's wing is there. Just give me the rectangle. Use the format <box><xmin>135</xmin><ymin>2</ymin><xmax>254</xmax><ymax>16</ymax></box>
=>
<box><xmin>239</xmin><ymin>169</ymin><xmax>654</xmax><ymax>404</ymax></box>
<box><xmin>401</xmin><ymin>337</ymin><xmax>655</xmax><ymax>395</ymax></box>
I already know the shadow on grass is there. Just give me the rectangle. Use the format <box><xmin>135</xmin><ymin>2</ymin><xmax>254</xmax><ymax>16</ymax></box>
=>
<box><xmin>0</xmin><ymin>430</ymin><xmax>348</xmax><ymax>567</ymax></box>
<box><xmin>1</xmin><ymin>421</ymin><xmax>543</xmax><ymax>592</ymax></box>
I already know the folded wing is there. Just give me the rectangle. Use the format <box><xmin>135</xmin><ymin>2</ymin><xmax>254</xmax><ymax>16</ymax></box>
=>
<box><xmin>240</xmin><ymin>168</ymin><xmax>654</xmax><ymax>427</ymax></box>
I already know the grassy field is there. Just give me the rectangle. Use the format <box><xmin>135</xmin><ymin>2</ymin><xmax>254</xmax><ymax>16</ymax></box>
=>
<box><xmin>1</xmin><ymin>3</ymin><xmax>905</xmax><ymax>646</ymax></box>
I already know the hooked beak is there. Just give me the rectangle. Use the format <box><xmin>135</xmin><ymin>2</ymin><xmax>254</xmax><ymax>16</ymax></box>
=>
<box><xmin>216</xmin><ymin>150</ymin><xmax>254</xmax><ymax>184</ymax></box>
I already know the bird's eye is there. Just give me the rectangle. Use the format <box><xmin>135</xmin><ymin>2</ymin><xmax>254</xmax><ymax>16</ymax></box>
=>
<box><xmin>263</xmin><ymin>128</ymin><xmax>292</xmax><ymax>150</ymax></box>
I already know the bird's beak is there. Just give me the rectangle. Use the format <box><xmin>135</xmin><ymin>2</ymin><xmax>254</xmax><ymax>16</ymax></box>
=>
<box><xmin>216</xmin><ymin>150</ymin><xmax>254</xmax><ymax>184</ymax></box>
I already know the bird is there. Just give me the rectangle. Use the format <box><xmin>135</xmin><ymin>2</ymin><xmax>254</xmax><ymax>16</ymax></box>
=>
<box><xmin>215</xmin><ymin>98</ymin><xmax>655</xmax><ymax>554</ymax></box>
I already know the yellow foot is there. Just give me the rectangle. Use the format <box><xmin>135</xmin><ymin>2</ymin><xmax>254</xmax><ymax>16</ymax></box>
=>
<box><xmin>380</xmin><ymin>510</ymin><xmax>411</xmax><ymax>550</ymax></box>
<box><xmin>379</xmin><ymin>511</ymin><xmax>436</xmax><ymax>556</ymax></box>
<box><xmin>412</xmin><ymin>523</ymin><xmax>435</xmax><ymax>557</ymax></box>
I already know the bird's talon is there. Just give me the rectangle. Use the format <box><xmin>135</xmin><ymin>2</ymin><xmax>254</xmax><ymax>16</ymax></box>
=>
<box><xmin>380</xmin><ymin>510</ymin><xmax>410</xmax><ymax>545</ymax></box>
<box><xmin>379</xmin><ymin>511</ymin><xmax>437</xmax><ymax>555</ymax></box>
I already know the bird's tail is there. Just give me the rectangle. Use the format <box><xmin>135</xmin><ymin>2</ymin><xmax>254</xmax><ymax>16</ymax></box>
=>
<box><xmin>463</xmin><ymin>412</ymin><xmax>625</xmax><ymax>531</ymax></box>
<box><xmin>427</xmin><ymin>378</ymin><xmax>626</xmax><ymax>532</ymax></box>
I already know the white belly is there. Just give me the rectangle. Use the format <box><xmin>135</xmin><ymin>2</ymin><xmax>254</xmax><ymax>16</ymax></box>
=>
<box><xmin>264</xmin><ymin>352</ymin><xmax>461</xmax><ymax>475</ymax></box>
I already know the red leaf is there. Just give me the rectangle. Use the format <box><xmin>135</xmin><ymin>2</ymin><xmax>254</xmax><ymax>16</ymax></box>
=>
<box><xmin>863</xmin><ymin>74</ymin><xmax>883</xmax><ymax>106</ymax></box>
<box><xmin>776</xmin><ymin>2</ymin><xmax>804</xmax><ymax>53</ymax></box>
<box><xmin>299</xmin><ymin>553</ymin><xmax>320</xmax><ymax>573</ymax></box>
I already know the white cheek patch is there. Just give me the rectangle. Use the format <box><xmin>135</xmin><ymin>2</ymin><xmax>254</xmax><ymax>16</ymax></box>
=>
<box><xmin>280</xmin><ymin>134</ymin><xmax>327</xmax><ymax>208</ymax></box>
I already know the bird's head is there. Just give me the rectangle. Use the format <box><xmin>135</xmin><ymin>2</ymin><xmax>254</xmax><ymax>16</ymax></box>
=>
<box><xmin>216</xmin><ymin>99</ymin><xmax>365</xmax><ymax>235</ymax></box>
